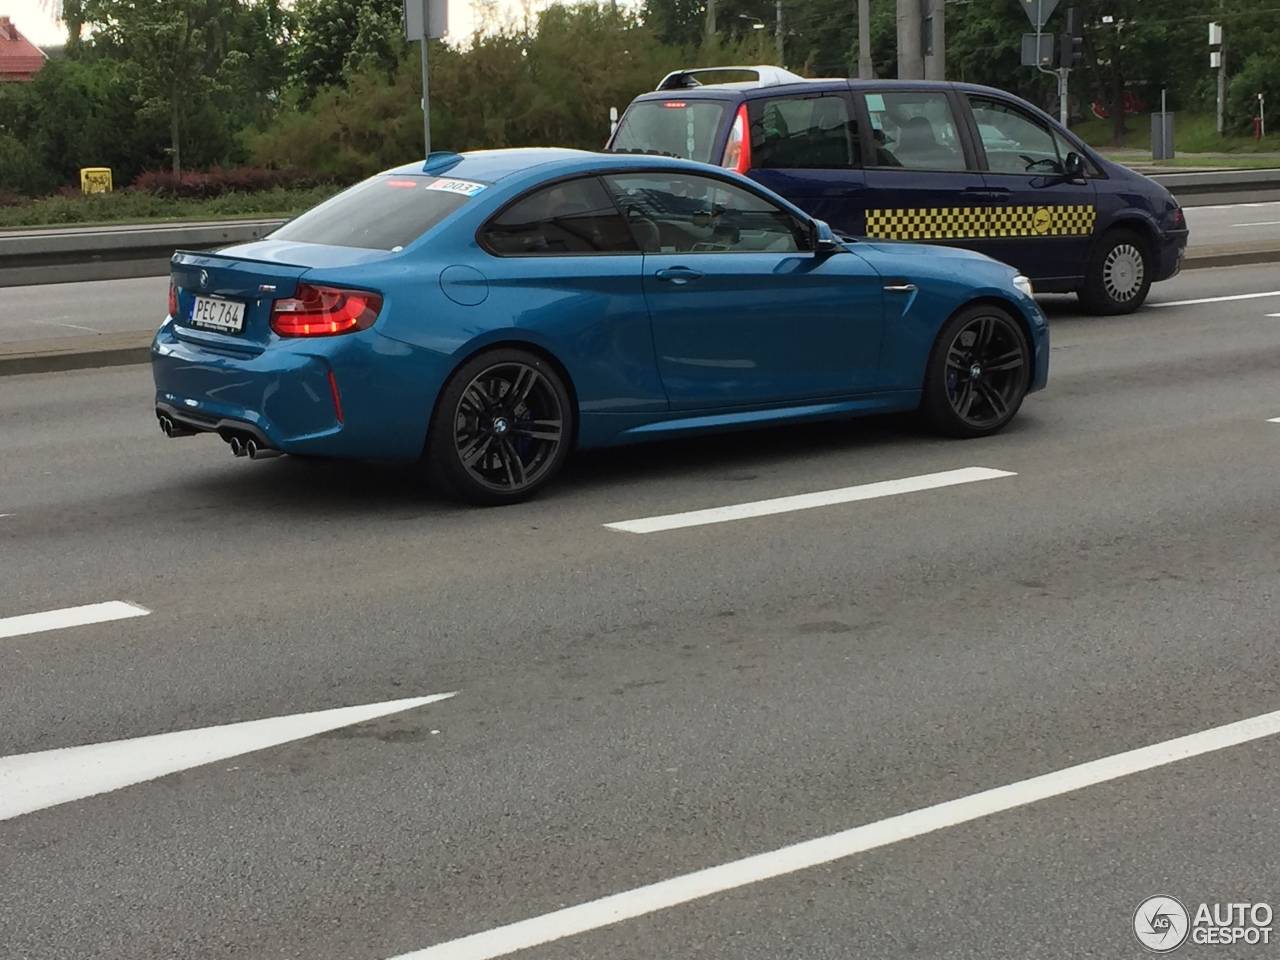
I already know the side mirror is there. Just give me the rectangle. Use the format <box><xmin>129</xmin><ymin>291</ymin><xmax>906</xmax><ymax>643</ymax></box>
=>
<box><xmin>1064</xmin><ymin>152</ymin><xmax>1085</xmax><ymax>179</ymax></box>
<box><xmin>810</xmin><ymin>218</ymin><xmax>843</xmax><ymax>253</ymax></box>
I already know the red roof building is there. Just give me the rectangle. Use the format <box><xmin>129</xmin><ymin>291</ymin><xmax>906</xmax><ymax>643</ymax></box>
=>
<box><xmin>0</xmin><ymin>16</ymin><xmax>48</xmax><ymax>82</ymax></box>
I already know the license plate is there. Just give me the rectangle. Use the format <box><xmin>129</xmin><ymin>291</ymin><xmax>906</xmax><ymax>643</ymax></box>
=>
<box><xmin>189</xmin><ymin>295</ymin><xmax>246</xmax><ymax>333</ymax></box>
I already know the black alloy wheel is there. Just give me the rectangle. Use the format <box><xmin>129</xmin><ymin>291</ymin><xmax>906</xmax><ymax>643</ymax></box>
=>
<box><xmin>921</xmin><ymin>304</ymin><xmax>1031</xmax><ymax>438</ymax></box>
<box><xmin>425</xmin><ymin>348</ymin><xmax>574</xmax><ymax>505</ymax></box>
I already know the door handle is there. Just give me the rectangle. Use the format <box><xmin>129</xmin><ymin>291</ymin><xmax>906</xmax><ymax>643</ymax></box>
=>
<box><xmin>884</xmin><ymin>279</ymin><xmax>916</xmax><ymax>293</ymax></box>
<box><xmin>961</xmin><ymin>188</ymin><xmax>1011</xmax><ymax>203</ymax></box>
<box><xmin>654</xmin><ymin>266</ymin><xmax>704</xmax><ymax>285</ymax></box>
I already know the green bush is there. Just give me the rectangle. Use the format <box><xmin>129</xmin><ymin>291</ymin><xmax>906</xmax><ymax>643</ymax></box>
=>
<box><xmin>1228</xmin><ymin>54</ymin><xmax>1280</xmax><ymax>137</ymax></box>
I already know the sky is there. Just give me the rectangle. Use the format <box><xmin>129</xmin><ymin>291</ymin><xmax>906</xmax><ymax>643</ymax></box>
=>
<box><xmin>0</xmin><ymin>0</ymin><xmax>554</xmax><ymax>50</ymax></box>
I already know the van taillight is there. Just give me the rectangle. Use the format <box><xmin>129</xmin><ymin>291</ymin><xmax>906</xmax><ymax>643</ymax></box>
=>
<box><xmin>721</xmin><ymin>103</ymin><xmax>752</xmax><ymax>174</ymax></box>
<box><xmin>270</xmin><ymin>284</ymin><xmax>383</xmax><ymax>337</ymax></box>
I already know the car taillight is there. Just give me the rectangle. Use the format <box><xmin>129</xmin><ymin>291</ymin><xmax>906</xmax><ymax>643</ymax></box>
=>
<box><xmin>270</xmin><ymin>283</ymin><xmax>383</xmax><ymax>337</ymax></box>
<box><xmin>720</xmin><ymin>103</ymin><xmax>752</xmax><ymax>174</ymax></box>
<box><xmin>168</xmin><ymin>282</ymin><xmax>178</xmax><ymax>318</ymax></box>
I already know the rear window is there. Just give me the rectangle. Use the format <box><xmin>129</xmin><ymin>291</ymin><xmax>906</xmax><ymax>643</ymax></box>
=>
<box><xmin>609</xmin><ymin>100</ymin><xmax>728</xmax><ymax>164</ymax></box>
<box><xmin>267</xmin><ymin>175</ymin><xmax>489</xmax><ymax>250</ymax></box>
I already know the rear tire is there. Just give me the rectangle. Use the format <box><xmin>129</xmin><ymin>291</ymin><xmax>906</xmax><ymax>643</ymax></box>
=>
<box><xmin>920</xmin><ymin>304</ymin><xmax>1031</xmax><ymax>439</ymax></box>
<box><xmin>1077</xmin><ymin>228</ymin><xmax>1152</xmax><ymax>315</ymax></box>
<box><xmin>424</xmin><ymin>347</ymin><xmax>574</xmax><ymax>506</ymax></box>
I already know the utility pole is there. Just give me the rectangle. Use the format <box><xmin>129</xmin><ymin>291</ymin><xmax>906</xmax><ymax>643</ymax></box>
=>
<box><xmin>896</xmin><ymin>0</ymin><xmax>923</xmax><ymax>80</ymax></box>
<box><xmin>857</xmin><ymin>0</ymin><xmax>874</xmax><ymax>78</ymax></box>
<box><xmin>705</xmin><ymin>0</ymin><xmax>717</xmax><ymax>44</ymax></box>
<box><xmin>924</xmin><ymin>0</ymin><xmax>945</xmax><ymax>80</ymax></box>
<box><xmin>775</xmin><ymin>0</ymin><xmax>784</xmax><ymax>64</ymax></box>
<box><xmin>1210</xmin><ymin>19</ymin><xmax>1226</xmax><ymax>135</ymax></box>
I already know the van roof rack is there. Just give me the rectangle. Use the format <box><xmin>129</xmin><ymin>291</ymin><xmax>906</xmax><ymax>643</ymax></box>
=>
<box><xmin>655</xmin><ymin>65</ymin><xmax>809</xmax><ymax>91</ymax></box>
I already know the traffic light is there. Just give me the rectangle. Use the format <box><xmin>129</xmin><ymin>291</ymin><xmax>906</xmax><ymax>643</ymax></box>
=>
<box><xmin>1060</xmin><ymin>6</ymin><xmax>1084</xmax><ymax>68</ymax></box>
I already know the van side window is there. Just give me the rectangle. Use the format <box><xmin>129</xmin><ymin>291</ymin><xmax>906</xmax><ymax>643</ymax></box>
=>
<box><xmin>862</xmin><ymin>91</ymin><xmax>965</xmax><ymax>171</ymax></box>
<box><xmin>968</xmin><ymin>96</ymin><xmax>1073</xmax><ymax>175</ymax></box>
<box><xmin>746</xmin><ymin>95</ymin><xmax>860</xmax><ymax>169</ymax></box>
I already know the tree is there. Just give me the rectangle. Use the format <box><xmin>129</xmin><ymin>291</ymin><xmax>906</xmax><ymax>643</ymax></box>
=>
<box><xmin>81</xmin><ymin>0</ymin><xmax>232</xmax><ymax>174</ymax></box>
<box><xmin>285</xmin><ymin>0</ymin><xmax>409</xmax><ymax>103</ymax></box>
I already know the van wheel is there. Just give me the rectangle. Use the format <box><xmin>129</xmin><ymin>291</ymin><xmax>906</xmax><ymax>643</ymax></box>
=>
<box><xmin>1078</xmin><ymin>229</ymin><xmax>1152</xmax><ymax>315</ymax></box>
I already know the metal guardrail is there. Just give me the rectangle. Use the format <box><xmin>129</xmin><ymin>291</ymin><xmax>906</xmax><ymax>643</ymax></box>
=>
<box><xmin>1</xmin><ymin>169</ymin><xmax>1278</xmax><ymax>287</ymax></box>
<box><xmin>0</xmin><ymin>218</ymin><xmax>285</xmax><ymax>288</ymax></box>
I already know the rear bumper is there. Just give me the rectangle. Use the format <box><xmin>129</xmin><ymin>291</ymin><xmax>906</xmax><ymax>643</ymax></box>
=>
<box><xmin>151</xmin><ymin>320</ymin><xmax>436</xmax><ymax>461</ymax></box>
<box><xmin>1153</xmin><ymin>228</ymin><xmax>1188</xmax><ymax>282</ymax></box>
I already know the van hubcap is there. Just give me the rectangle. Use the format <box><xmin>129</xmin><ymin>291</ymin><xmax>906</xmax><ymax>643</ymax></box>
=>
<box><xmin>1103</xmin><ymin>243</ymin><xmax>1145</xmax><ymax>302</ymax></box>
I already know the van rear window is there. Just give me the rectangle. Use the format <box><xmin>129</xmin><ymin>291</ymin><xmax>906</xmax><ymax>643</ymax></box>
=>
<box><xmin>267</xmin><ymin>175</ymin><xmax>487</xmax><ymax>250</ymax></box>
<box><xmin>609</xmin><ymin>101</ymin><xmax>728</xmax><ymax>164</ymax></box>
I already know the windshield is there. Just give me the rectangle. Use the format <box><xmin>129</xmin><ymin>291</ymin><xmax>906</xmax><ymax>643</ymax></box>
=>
<box><xmin>268</xmin><ymin>175</ymin><xmax>488</xmax><ymax>250</ymax></box>
<box><xmin>609</xmin><ymin>100</ymin><xmax>728</xmax><ymax>164</ymax></box>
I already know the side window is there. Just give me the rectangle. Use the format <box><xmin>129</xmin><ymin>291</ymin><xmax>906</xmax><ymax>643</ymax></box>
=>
<box><xmin>480</xmin><ymin>177</ymin><xmax>639</xmax><ymax>256</ymax></box>
<box><xmin>968</xmin><ymin>96</ymin><xmax>1072</xmax><ymax>175</ymax></box>
<box><xmin>747</xmin><ymin>94</ymin><xmax>860</xmax><ymax>169</ymax></box>
<box><xmin>862</xmin><ymin>91</ymin><xmax>965</xmax><ymax>171</ymax></box>
<box><xmin>604</xmin><ymin>172</ymin><xmax>807</xmax><ymax>254</ymax></box>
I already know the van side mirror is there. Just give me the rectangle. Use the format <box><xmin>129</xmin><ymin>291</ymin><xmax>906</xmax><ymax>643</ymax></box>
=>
<box><xmin>1064</xmin><ymin>152</ymin><xmax>1085</xmax><ymax>179</ymax></box>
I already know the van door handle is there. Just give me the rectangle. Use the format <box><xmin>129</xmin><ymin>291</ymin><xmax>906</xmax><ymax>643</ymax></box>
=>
<box><xmin>654</xmin><ymin>266</ymin><xmax>704</xmax><ymax>285</ymax></box>
<box><xmin>962</xmin><ymin>187</ymin><xmax>1010</xmax><ymax>203</ymax></box>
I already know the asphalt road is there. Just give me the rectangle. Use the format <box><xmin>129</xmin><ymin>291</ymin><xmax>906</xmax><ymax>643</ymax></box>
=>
<box><xmin>0</xmin><ymin>202</ymin><xmax>1276</xmax><ymax>346</ymax></box>
<box><xmin>1182</xmin><ymin>199</ymin><xmax>1280</xmax><ymax>246</ymax></box>
<box><xmin>2</xmin><ymin>264</ymin><xmax>1280</xmax><ymax>959</ymax></box>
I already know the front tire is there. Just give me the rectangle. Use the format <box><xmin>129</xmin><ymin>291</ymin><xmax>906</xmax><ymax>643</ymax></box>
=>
<box><xmin>1078</xmin><ymin>228</ymin><xmax>1152</xmax><ymax>315</ymax></box>
<box><xmin>424</xmin><ymin>348</ymin><xmax>574</xmax><ymax>506</ymax></box>
<box><xmin>920</xmin><ymin>304</ymin><xmax>1031</xmax><ymax>439</ymax></box>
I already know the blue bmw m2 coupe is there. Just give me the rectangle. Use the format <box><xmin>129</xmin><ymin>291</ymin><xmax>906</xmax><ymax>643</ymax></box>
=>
<box><xmin>153</xmin><ymin>148</ymin><xmax>1049</xmax><ymax>505</ymax></box>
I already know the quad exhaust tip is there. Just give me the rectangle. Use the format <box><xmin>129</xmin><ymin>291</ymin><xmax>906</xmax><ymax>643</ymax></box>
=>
<box><xmin>227</xmin><ymin>434</ymin><xmax>282</xmax><ymax>460</ymax></box>
<box><xmin>158</xmin><ymin>415</ymin><xmax>196</xmax><ymax>439</ymax></box>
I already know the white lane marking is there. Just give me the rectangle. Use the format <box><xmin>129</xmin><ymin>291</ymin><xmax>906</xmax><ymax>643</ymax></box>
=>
<box><xmin>0</xmin><ymin>693</ymin><xmax>456</xmax><ymax>822</ymax></box>
<box><xmin>1269</xmin><ymin>417</ymin><xmax>1280</xmax><ymax>423</ymax></box>
<box><xmin>1150</xmin><ymin>290</ymin><xmax>1280</xmax><ymax>308</ymax></box>
<box><xmin>0</xmin><ymin>601</ymin><xmax>150</xmax><ymax>641</ymax></box>
<box><xmin>0</xmin><ymin>514</ymin><xmax>11</xmax><ymax>519</ymax></box>
<box><xmin>1192</xmin><ymin>201</ymin><xmax>1280</xmax><ymax>211</ymax></box>
<box><xmin>1232</xmin><ymin>220</ymin><xmax>1280</xmax><ymax>228</ymax></box>
<box><xmin>1266</xmin><ymin>313</ymin><xmax>1280</xmax><ymax>318</ymax></box>
<box><xmin>605</xmin><ymin>467</ymin><xmax>1015</xmax><ymax>534</ymax></box>
<box><xmin>388</xmin><ymin>705</ymin><xmax>1280</xmax><ymax>960</ymax></box>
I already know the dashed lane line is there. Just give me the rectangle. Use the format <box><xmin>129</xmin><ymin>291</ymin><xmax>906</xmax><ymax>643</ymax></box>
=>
<box><xmin>0</xmin><ymin>601</ymin><xmax>150</xmax><ymax>641</ymax></box>
<box><xmin>604</xmin><ymin>467</ymin><xmax>1016</xmax><ymax>534</ymax></box>
<box><xmin>386</xmin><ymin>705</ymin><xmax>1280</xmax><ymax>960</ymax></box>
<box><xmin>1149</xmin><ymin>290</ymin><xmax>1280</xmax><ymax>309</ymax></box>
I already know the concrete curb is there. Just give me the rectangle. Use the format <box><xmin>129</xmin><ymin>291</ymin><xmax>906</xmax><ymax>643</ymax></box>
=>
<box><xmin>0</xmin><ymin>331</ymin><xmax>153</xmax><ymax>378</ymax></box>
<box><xmin>2</xmin><ymin>242</ymin><xmax>1278</xmax><ymax>379</ymax></box>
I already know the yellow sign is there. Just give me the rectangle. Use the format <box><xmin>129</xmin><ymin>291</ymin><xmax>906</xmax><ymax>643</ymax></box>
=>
<box><xmin>80</xmin><ymin>167</ymin><xmax>114</xmax><ymax>194</ymax></box>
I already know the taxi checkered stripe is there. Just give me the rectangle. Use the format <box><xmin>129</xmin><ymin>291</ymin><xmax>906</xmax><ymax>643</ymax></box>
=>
<box><xmin>865</xmin><ymin>204</ymin><xmax>1096</xmax><ymax>241</ymax></box>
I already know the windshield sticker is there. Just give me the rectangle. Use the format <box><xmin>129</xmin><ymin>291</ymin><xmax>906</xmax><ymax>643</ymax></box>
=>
<box><xmin>426</xmin><ymin>178</ymin><xmax>487</xmax><ymax>197</ymax></box>
<box><xmin>865</xmin><ymin>93</ymin><xmax>886</xmax><ymax>113</ymax></box>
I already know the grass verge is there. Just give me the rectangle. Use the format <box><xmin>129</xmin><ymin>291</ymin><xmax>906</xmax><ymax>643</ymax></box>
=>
<box><xmin>1072</xmin><ymin>113</ymin><xmax>1280</xmax><ymax>157</ymax></box>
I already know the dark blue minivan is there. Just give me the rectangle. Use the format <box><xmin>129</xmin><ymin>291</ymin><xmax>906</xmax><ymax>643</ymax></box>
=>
<box><xmin>605</xmin><ymin>66</ymin><xmax>1189</xmax><ymax>314</ymax></box>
